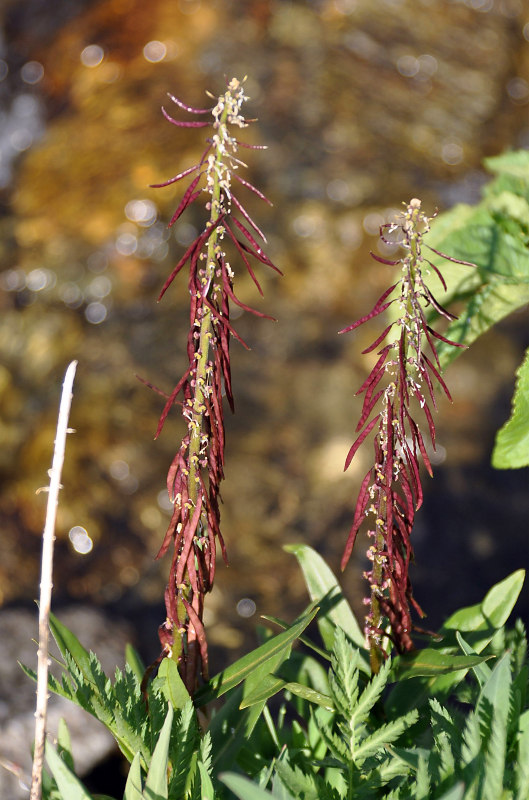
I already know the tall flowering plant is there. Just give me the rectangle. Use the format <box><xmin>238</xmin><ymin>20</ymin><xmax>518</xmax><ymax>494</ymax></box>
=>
<box><xmin>148</xmin><ymin>78</ymin><xmax>278</xmax><ymax>693</ymax></box>
<box><xmin>340</xmin><ymin>199</ymin><xmax>474</xmax><ymax>672</ymax></box>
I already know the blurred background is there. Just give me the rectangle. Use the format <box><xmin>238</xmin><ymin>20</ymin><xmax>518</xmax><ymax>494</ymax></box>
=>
<box><xmin>0</xmin><ymin>0</ymin><xmax>528</xmax><ymax>676</ymax></box>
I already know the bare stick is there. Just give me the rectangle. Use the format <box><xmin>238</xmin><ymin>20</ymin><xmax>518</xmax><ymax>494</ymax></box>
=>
<box><xmin>30</xmin><ymin>361</ymin><xmax>78</xmax><ymax>800</ymax></box>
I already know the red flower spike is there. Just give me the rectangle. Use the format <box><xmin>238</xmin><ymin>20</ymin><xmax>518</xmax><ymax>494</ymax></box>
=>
<box><xmin>144</xmin><ymin>78</ymin><xmax>278</xmax><ymax>694</ymax></box>
<box><xmin>342</xmin><ymin>199</ymin><xmax>467</xmax><ymax>670</ymax></box>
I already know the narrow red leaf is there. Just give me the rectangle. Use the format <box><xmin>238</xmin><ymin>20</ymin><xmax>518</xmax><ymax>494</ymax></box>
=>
<box><xmin>166</xmin><ymin>92</ymin><xmax>212</xmax><ymax>114</ymax></box>
<box><xmin>233</xmin><ymin>173</ymin><xmax>273</xmax><ymax>204</ymax></box>
<box><xmin>232</xmin><ymin>195</ymin><xmax>267</xmax><ymax>242</ymax></box>
<box><xmin>344</xmin><ymin>415</ymin><xmax>380</xmax><ymax>471</ymax></box>
<box><xmin>426</xmin><ymin>324</ymin><xmax>466</xmax><ymax>349</ymax></box>
<box><xmin>155</xmin><ymin>365</ymin><xmax>194</xmax><ymax>438</ymax></box>
<box><xmin>150</xmin><ymin>163</ymin><xmax>200</xmax><ymax>189</ymax></box>
<box><xmin>161</xmin><ymin>105</ymin><xmax>210</xmax><ymax>127</ymax></box>
<box><xmin>224</xmin><ymin>223</ymin><xmax>263</xmax><ymax>294</ymax></box>
<box><xmin>425</xmin><ymin>244</ymin><xmax>477</xmax><ymax>267</ymax></box>
<box><xmin>362</xmin><ymin>324</ymin><xmax>395</xmax><ymax>354</ymax></box>
<box><xmin>370</xmin><ymin>252</ymin><xmax>401</xmax><ymax>266</ymax></box>
<box><xmin>168</xmin><ymin>173</ymin><xmax>203</xmax><ymax>227</ymax></box>
<box><xmin>339</xmin><ymin>284</ymin><xmax>398</xmax><ymax>334</ymax></box>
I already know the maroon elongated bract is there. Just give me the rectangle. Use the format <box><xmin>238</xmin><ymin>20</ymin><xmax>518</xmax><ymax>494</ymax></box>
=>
<box><xmin>340</xmin><ymin>199</ymin><xmax>474</xmax><ymax>671</ymax></box>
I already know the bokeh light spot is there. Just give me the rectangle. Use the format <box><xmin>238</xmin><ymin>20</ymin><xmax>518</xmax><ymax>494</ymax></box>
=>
<box><xmin>236</xmin><ymin>598</ymin><xmax>256</xmax><ymax>618</ymax></box>
<box><xmin>396</xmin><ymin>55</ymin><xmax>419</xmax><ymax>77</ymax></box>
<box><xmin>441</xmin><ymin>141</ymin><xmax>464</xmax><ymax>165</ymax></box>
<box><xmin>143</xmin><ymin>41</ymin><xmax>167</xmax><ymax>63</ymax></box>
<box><xmin>69</xmin><ymin>526</ymin><xmax>93</xmax><ymax>555</ymax></box>
<box><xmin>507</xmin><ymin>77</ymin><xmax>529</xmax><ymax>104</ymax></box>
<box><xmin>85</xmin><ymin>302</ymin><xmax>108</xmax><ymax>324</ymax></box>
<box><xmin>125</xmin><ymin>199</ymin><xmax>157</xmax><ymax>226</ymax></box>
<box><xmin>115</xmin><ymin>232</ymin><xmax>138</xmax><ymax>256</ymax></box>
<box><xmin>21</xmin><ymin>61</ymin><xmax>44</xmax><ymax>84</ymax></box>
<box><xmin>80</xmin><ymin>45</ymin><xmax>105</xmax><ymax>68</ymax></box>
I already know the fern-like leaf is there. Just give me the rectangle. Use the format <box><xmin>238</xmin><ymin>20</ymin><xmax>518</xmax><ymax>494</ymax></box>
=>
<box><xmin>168</xmin><ymin>699</ymin><xmax>200</xmax><ymax>798</ymax></box>
<box><xmin>329</xmin><ymin>629</ymin><xmax>360</xmax><ymax>718</ymax></box>
<box><xmin>353</xmin><ymin>709</ymin><xmax>419</xmax><ymax>763</ymax></box>
<box><xmin>352</xmin><ymin>656</ymin><xmax>392</xmax><ymax>726</ymax></box>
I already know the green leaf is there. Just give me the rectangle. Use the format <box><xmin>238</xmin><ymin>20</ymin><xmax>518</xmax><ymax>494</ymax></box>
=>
<box><xmin>492</xmin><ymin>347</ymin><xmax>529</xmax><ymax>468</ymax></box>
<box><xmin>239</xmin><ymin>673</ymin><xmax>287</xmax><ymax>709</ymax></box>
<box><xmin>516</xmin><ymin>709</ymin><xmax>529</xmax><ymax>799</ymax></box>
<box><xmin>282</xmin><ymin>682</ymin><xmax>334</xmax><ymax>711</ymax></box>
<box><xmin>393</xmin><ymin>649</ymin><xmax>492</xmax><ymax>680</ymax></box>
<box><xmin>45</xmin><ymin>740</ymin><xmax>94</xmax><ymax>800</ymax></box>
<box><xmin>155</xmin><ymin>657</ymin><xmax>190</xmax><ymax>710</ymax></box>
<box><xmin>143</xmin><ymin>705</ymin><xmax>173</xmax><ymax>800</ymax></box>
<box><xmin>438</xmin><ymin>281</ymin><xmax>529</xmax><ymax>369</ymax></box>
<box><xmin>283</xmin><ymin>544</ymin><xmax>367</xmax><ymax>659</ymax></box>
<box><xmin>441</xmin><ymin>569</ymin><xmax>525</xmax><ymax>645</ymax></box>
<box><xmin>49</xmin><ymin>611</ymin><xmax>100</xmax><ymax>689</ymax></box>
<box><xmin>123</xmin><ymin>752</ymin><xmax>143</xmax><ymax>800</ymax></box>
<box><xmin>481</xmin><ymin>654</ymin><xmax>511</xmax><ymax>800</ymax></box>
<box><xmin>169</xmin><ymin>700</ymin><xmax>198</xmax><ymax>798</ymax></box>
<box><xmin>56</xmin><ymin>717</ymin><xmax>75</xmax><ymax>773</ymax></box>
<box><xmin>484</xmin><ymin>149</ymin><xmax>529</xmax><ymax>180</ymax></box>
<box><xmin>194</xmin><ymin>605</ymin><xmax>319</xmax><ymax>706</ymax></box>
<box><xmin>437</xmin><ymin>782</ymin><xmax>465</xmax><ymax>800</ymax></box>
<box><xmin>419</xmin><ymin>154</ymin><xmax>529</xmax><ymax>371</ymax></box>
<box><xmin>455</xmin><ymin>632</ymin><xmax>492</xmax><ymax>688</ymax></box>
<box><xmin>220</xmin><ymin>772</ymin><xmax>277</xmax><ymax>800</ymax></box>
<box><xmin>197</xmin><ymin>761</ymin><xmax>215</xmax><ymax>800</ymax></box>
<box><xmin>125</xmin><ymin>645</ymin><xmax>145</xmax><ymax>686</ymax></box>
<box><xmin>354</xmin><ymin>709</ymin><xmax>419</xmax><ymax>762</ymax></box>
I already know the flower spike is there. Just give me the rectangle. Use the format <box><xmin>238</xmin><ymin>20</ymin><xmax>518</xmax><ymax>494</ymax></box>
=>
<box><xmin>147</xmin><ymin>78</ymin><xmax>277</xmax><ymax>693</ymax></box>
<box><xmin>341</xmin><ymin>199</ymin><xmax>473</xmax><ymax>672</ymax></box>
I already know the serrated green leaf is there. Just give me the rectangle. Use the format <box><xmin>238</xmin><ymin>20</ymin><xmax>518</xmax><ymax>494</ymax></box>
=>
<box><xmin>354</xmin><ymin>656</ymin><xmax>391</xmax><ymax>724</ymax></box>
<box><xmin>492</xmin><ymin>347</ymin><xmax>529</xmax><ymax>468</ymax></box>
<box><xmin>274</xmin><ymin>759</ymin><xmax>319</xmax><ymax>800</ymax></box>
<box><xmin>143</xmin><ymin>705</ymin><xmax>172</xmax><ymax>800</ymax></box>
<box><xmin>354</xmin><ymin>709</ymin><xmax>419</xmax><ymax>762</ymax></box>
<box><xmin>170</xmin><ymin>700</ymin><xmax>198</xmax><ymax>797</ymax></box>
<box><xmin>123</xmin><ymin>752</ymin><xmax>143</xmax><ymax>800</ymax></box>
<box><xmin>394</xmin><ymin>649</ymin><xmax>492</xmax><ymax>680</ymax></box>
<box><xmin>48</xmin><ymin>612</ymin><xmax>101</xmax><ymax>691</ymax></box>
<box><xmin>194</xmin><ymin>605</ymin><xmax>318</xmax><ymax>706</ymax></box>
<box><xmin>516</xmin><ymin>709</ymin><xmax>529</xmax><ymax>799</ymax></box>
<box><xmin>284</xmin><ymin>544</ymin><xmax>367</xmax><ymax>659</ymax></box>
<box><xmin>197</xmin><ymin>761</ymin><xmax>215</xmax><ymax>800</ymax></box>
<box><xmin>45</xmin><ymin>741</ymin><xmax>94</xmax><ymax>800</ymax></box>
